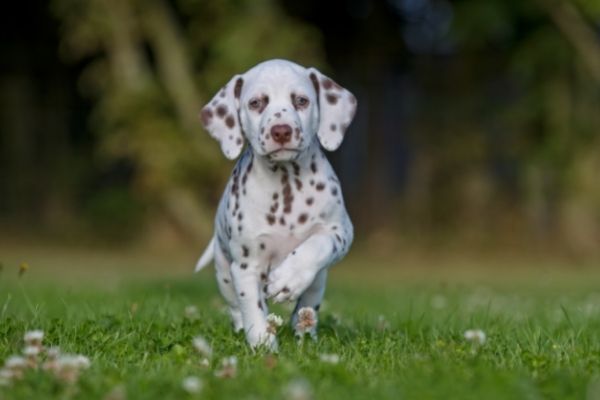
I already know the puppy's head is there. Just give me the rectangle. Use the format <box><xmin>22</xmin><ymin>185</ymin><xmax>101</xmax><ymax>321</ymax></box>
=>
<box><xmin>200</xmin><ymin>59</ymin><xmax>357</xmax><ymax>161</ymax></box>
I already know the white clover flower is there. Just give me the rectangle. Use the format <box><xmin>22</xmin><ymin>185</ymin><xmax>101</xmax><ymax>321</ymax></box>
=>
<box><xmin>182</xmin><ymin>376</ymin><xmax>203</xmax><ymax>394</ymax></box>
<box><xmin>283</xmin><ymin>378</ymin><xmax>314</xmax><ymax>400</ymax></box>
<box><xmin>266</xmin><ymin>313</ymin><xmax>284</xmax><ymax>334</ymax></box>
<box><xmin>23</xmin><ymin>346</ymin><xmax>41</xmax><ymax>357</ymax></box>
<box><xmin>0</xmin><ymin>368</ymin><xmax>16</xmax><ymax>385</ymax></box>
<box><xmin>73</xmin><ymin>355</ymin><xmax>91</xmax><ymax>369</ymax></box>
<box><xmin>46</xmin><ymin>347</ymin><xmax>60</xmax><ymax>359</ymax></box>
<box><xmin>24</xmin><ymin>330</ymin><xmax>44</xmax><ymax>346</ymax></box>
<box><xmin>184</xmin><ymin>305</ymin><xmax>199</xmax><ymax>320</ymax></box>
<box><xmin>4</xmin><ymin>356</ymin><xmax>27</xmax><ymax>370</ymax></box>
<box><xmin>192</xmin><ymin>336</ymin><xmax>213</xmax><ymax>358</ymax></box>
<box><xmin>52</xmin><ymin>353</ymin><xmax>91</xmax><ymax>383</ymax></box>
<box><xmin>318</xmin><ymin>353</ymin><xmax>340</xmax><ymax>364</ymax></box>
<box><xmin>214</xmin><ymin>356</ymin><xmax>238</xmax><ymax>379</ymax></box>
<box><xmin>464</xmin><ymin>329</ymin><xmax>487</xmax><ymax>345</ymax></box>
<box><xmin>0</xmin><ymin>369</ymin><xmax>14</xmax><ymax>379</ymax></box>
<box><xmin>199</xmin><ymin>358</ymin><xmax>210</xmax><ymax>368</ymax></box>
<box><xmin>56</xmin><ymin>354</ymin><xmax>91</xmax><ymax>370</ymax></box>
<box><xmin>0</xmin><ymin>369</ymin><xmax>12</xmax><ymax>386</ymax></box>
<box><xmin>295</xmin><ymin>307</ymin><xmax>317</xmax><ymax>335</ymax></box>
<box><xmin>56</xmin><ymin>355</ymin><xmax>79</xmax><ymax>369</ymax></box>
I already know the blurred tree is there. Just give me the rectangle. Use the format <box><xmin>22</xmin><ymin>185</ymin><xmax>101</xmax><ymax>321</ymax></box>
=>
<box><xmin>50</xmin><ymin>0</ymin><xmax>325</xmax><ymax>244</ymax></box>
<box><xmin>450</xmin><ymin>0</ymin><xmax>600</xmax><ymax>252</ymax></box>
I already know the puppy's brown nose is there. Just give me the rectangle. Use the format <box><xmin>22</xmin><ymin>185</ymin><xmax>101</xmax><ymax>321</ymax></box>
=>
<box><xmin>271</xmin><ymin>124</ymin><xmax>292</xmax><ymax>145</ymax></box>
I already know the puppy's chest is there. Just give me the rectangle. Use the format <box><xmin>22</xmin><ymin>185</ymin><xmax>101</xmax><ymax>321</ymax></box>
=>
<box><xmin>224</xmin><ymin>161</ymin><xmax>341</xmax><ymax>239</ymax></box>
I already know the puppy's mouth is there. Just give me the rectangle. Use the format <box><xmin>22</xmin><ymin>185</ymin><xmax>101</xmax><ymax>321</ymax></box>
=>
<box><xmin>267</xmin><ymin>148</ymin><xmax>300</xmax><ymax>156</ymax></box>
<box><xmin>266</xmin><ymin>148</ymin><xmax>301</xmax><ymax>161</ymax></box>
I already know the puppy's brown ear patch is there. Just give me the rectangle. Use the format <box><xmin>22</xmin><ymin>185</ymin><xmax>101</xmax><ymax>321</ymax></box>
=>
<box><xmin>234</xmin><ymin>78</ymin><xmax>244</xmax><ymax>99</ymax></box>
<box><xmin>307</xmin><ymin>67</ymin><xmax>357</xmax><ymax>151</ymax></box>
<box><xmin>200</xmin><ymin>74</ymin><xmax>245</xmax><ymax>159</ymax></box>
<box><xmin>309</xmin><ymin>73</ymin><xmax>320</xmax><ymax>100</ymax></box>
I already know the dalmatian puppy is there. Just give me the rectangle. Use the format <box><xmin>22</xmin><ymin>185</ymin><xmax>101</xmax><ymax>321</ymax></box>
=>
<box><xmin>194</xmin><ymin>59</ymin><xmax>356</xmax><ymax>350</ymax></box>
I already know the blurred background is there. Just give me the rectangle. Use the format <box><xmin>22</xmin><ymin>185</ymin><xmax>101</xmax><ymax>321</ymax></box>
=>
<box><xmin>2</xmin><ymin>0</ymin><xmax>600</xmax><ymax>272</ymax></box>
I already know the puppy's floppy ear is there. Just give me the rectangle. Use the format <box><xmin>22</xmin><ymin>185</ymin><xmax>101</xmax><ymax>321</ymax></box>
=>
<box><xmin>307</xmin><ymin>68</ymin><xmax>357</xmax><ymax>151</ymax></box>
<box><xmin>199</xmin><ymin>74</ymin><xmax>245</xmax><ymax>160</ymax></box>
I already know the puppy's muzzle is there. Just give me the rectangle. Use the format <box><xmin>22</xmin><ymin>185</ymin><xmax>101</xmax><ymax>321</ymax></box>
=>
<box><xmin>271</xmin><ymin>124</ymin><xmax>292</xmax><ymax>145</ymax></box>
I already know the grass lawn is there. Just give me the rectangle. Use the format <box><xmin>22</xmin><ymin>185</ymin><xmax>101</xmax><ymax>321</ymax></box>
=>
<box><xmin>1</xmin><ymin>247</ymin><xmax>600</xmax><ymax>399</ymax></box>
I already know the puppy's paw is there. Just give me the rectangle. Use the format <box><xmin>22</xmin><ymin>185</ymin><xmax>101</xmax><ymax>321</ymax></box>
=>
<box><xmin>246</xmin><ymin>330</ymin><xmax>278</xmax><ymax>352</ymax></box>
<box><xmin>266</xmin><ymin>258</ymin><xmax>316</xmax><ymax>303</ymax></box>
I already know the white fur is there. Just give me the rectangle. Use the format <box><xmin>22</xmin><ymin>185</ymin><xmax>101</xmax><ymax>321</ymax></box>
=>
<box><xmin>196</xmin><ymin>59</ymin><xmax>356</xmax><ymax>350</ymax></box>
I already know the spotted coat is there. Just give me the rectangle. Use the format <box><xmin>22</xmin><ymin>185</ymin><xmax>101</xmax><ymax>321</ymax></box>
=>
<box><xmin>195</xmin><ymin>59</ymin><xmax>356</xmax><ymax>350</ymax></box>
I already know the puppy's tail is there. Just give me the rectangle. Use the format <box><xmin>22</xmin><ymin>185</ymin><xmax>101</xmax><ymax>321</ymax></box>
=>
<box><xmin>194</xmin><ymin>236</ymin><xmax>215</xmax><ymax>272</ymax></box>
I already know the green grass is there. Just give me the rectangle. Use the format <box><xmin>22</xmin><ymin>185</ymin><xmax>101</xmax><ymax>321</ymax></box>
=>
<box><xmin>1</xmin><ymin>257</ymin><xmax>600</xmax><ymax>399</ymax></box>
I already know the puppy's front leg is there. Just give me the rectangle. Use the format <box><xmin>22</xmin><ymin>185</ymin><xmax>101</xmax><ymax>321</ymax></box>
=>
<box><xmin>267</xmin><ymin>231</ymin><xmax>349</xmax><ymax>303</ymax></box>
<box><xmin>230</xmin><ymin>261</ymin><xmax>277</xmax><ymax>351</ymax></box>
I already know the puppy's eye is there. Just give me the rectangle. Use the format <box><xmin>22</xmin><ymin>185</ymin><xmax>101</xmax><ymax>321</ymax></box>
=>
<box><xmin>294</xmin><ymin>96</ymin><xmax>309</xmax><ymax>108</ymax></box>
<box><xmin>248</xmin><ymin>98</ymin><xmax>262</xmax><ymax>110</ymax></box>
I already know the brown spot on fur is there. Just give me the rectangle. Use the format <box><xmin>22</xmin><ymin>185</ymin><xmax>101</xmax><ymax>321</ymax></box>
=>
<box><xmin>240</xmin><ymin>292</ymin><xmax>245</xmax><ymax>296</ymax></box>
<box><xmin>270</xmin><ymin>202</ymin><xmax>279</xmax><ymax>213</ymax></box>
<box><xmin>295</xmin><ymin>178</ymin><xmax>303</xmax><ymax>191</ymax></box>
<box><xmin>226</xmin><ymin>115</ymin><xmax>236</xmax><ymax>129</ymax></box>
<box><xmin>261</xmin><ymin>273</ymin><xmax>267</xmax><ymax>281</ymax></box>
<box><xmin>326</xmin><ymin>94</ymin><xmax>338</xmax><ymax>105</ymax></box>
<box><xmin>306</xmin><ymin>197</ymin><xmax>314</xmax><ymax>206</ymax></box>
<box><xmin>309</xmin><ymin>73</ymin><xmax>320</xmax><ymax>99</ymax></box>
<box><xmin>234</xmin><ymin>77</ymin><xmax>244</xmax><ymax>99</ymax></box>
<box><xmin>316</xmin><ymin>182</ymin><xmax>325</xmax><ymax>191</ymax></box>
<box><xmin>242</xmin><ymin>245</ymin><xmax>249</xmax><ymax>257</ymax></box>
<box><xmin>217</xmin><ymin>105</ymin><xmax>228</xmax><ymax>118</ymax></box>
<box><xmin>322</xmin><ymin>79</ymin><xmax>333</xmax><ymax>90</ymax></box>
<box><xmin>240</xmin><ymin>263</ymin><xmax>247</xmax><ymax>269</ymax></box>
<box><xmin>283</xmin><ymin>183</ymin><xmax>293</xmax><ymax>213</ymax></box>
<box><xmin>258</xmin><ymin>301</ymin><xmax>263</xmax><ymax>310</ymax></box>
<box><xmin>279</xmin><ymin>216</ymin><xmax>286</xmax><ymax>225</ymax></box>
<box><xmin>330</xmin><ymin>123</ymin><xmax>337</xmax><ymax>131</ymax></box>
<box><xmin>310</xmin><ymin>162</ymin><xmax>317</xmax><ymax>173</ymax></box>
<box><xmin>292</xmin><ymin>162</ymin><xmax>300</xmax><ymax>176</ymax></box>
<box><xmin>331</xmin><ymin>187</ymin><xmax>338</xmax><ymax>196</ymax></box>
<box><xmin>282</xmin><ymin>287</ymin><xmax>290</xmax><ymax>293</ymax></box>
<box><xmin>298</xmin><ymin>213</ymin><xmax>308</xmax><ymax>224</ymax></box>
<box><xmin>267</xmin><ymin>214</ymin><xmax>276</xmax><ymax>225</ymax></box>
<box><xmin>260</xmin><ymin>243</ymin><xmax>266</xmax><ymax>250</ymax></box>
<box><xmin>274</xmin><ymin>112</ymin><xmax>281</xmax><ymax>118</ymax></box>
<box><xmin>200</xmin><ymin>108</ymin><xmax>213</xmax><ymax>126</ymax></box>
<box><xmin>223</xmin><ymin>278</ymin><xmax>229</xmax><ymax>284</ymax></box>
<box><xmin>273</xmin><ymin>192</ymin><xmax>279</xmax><ymax>200</ymax></box>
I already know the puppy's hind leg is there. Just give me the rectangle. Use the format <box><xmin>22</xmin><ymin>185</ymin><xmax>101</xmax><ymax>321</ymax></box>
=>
<box><xmin>291</xmin><ymin>268</ymin><xmax>328</xmax><ymax>339</ymax></box>
<box><xmin>214</xmin><ymin>245</ymin><xmax>244</xmax><ymax>332</ymax></box>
